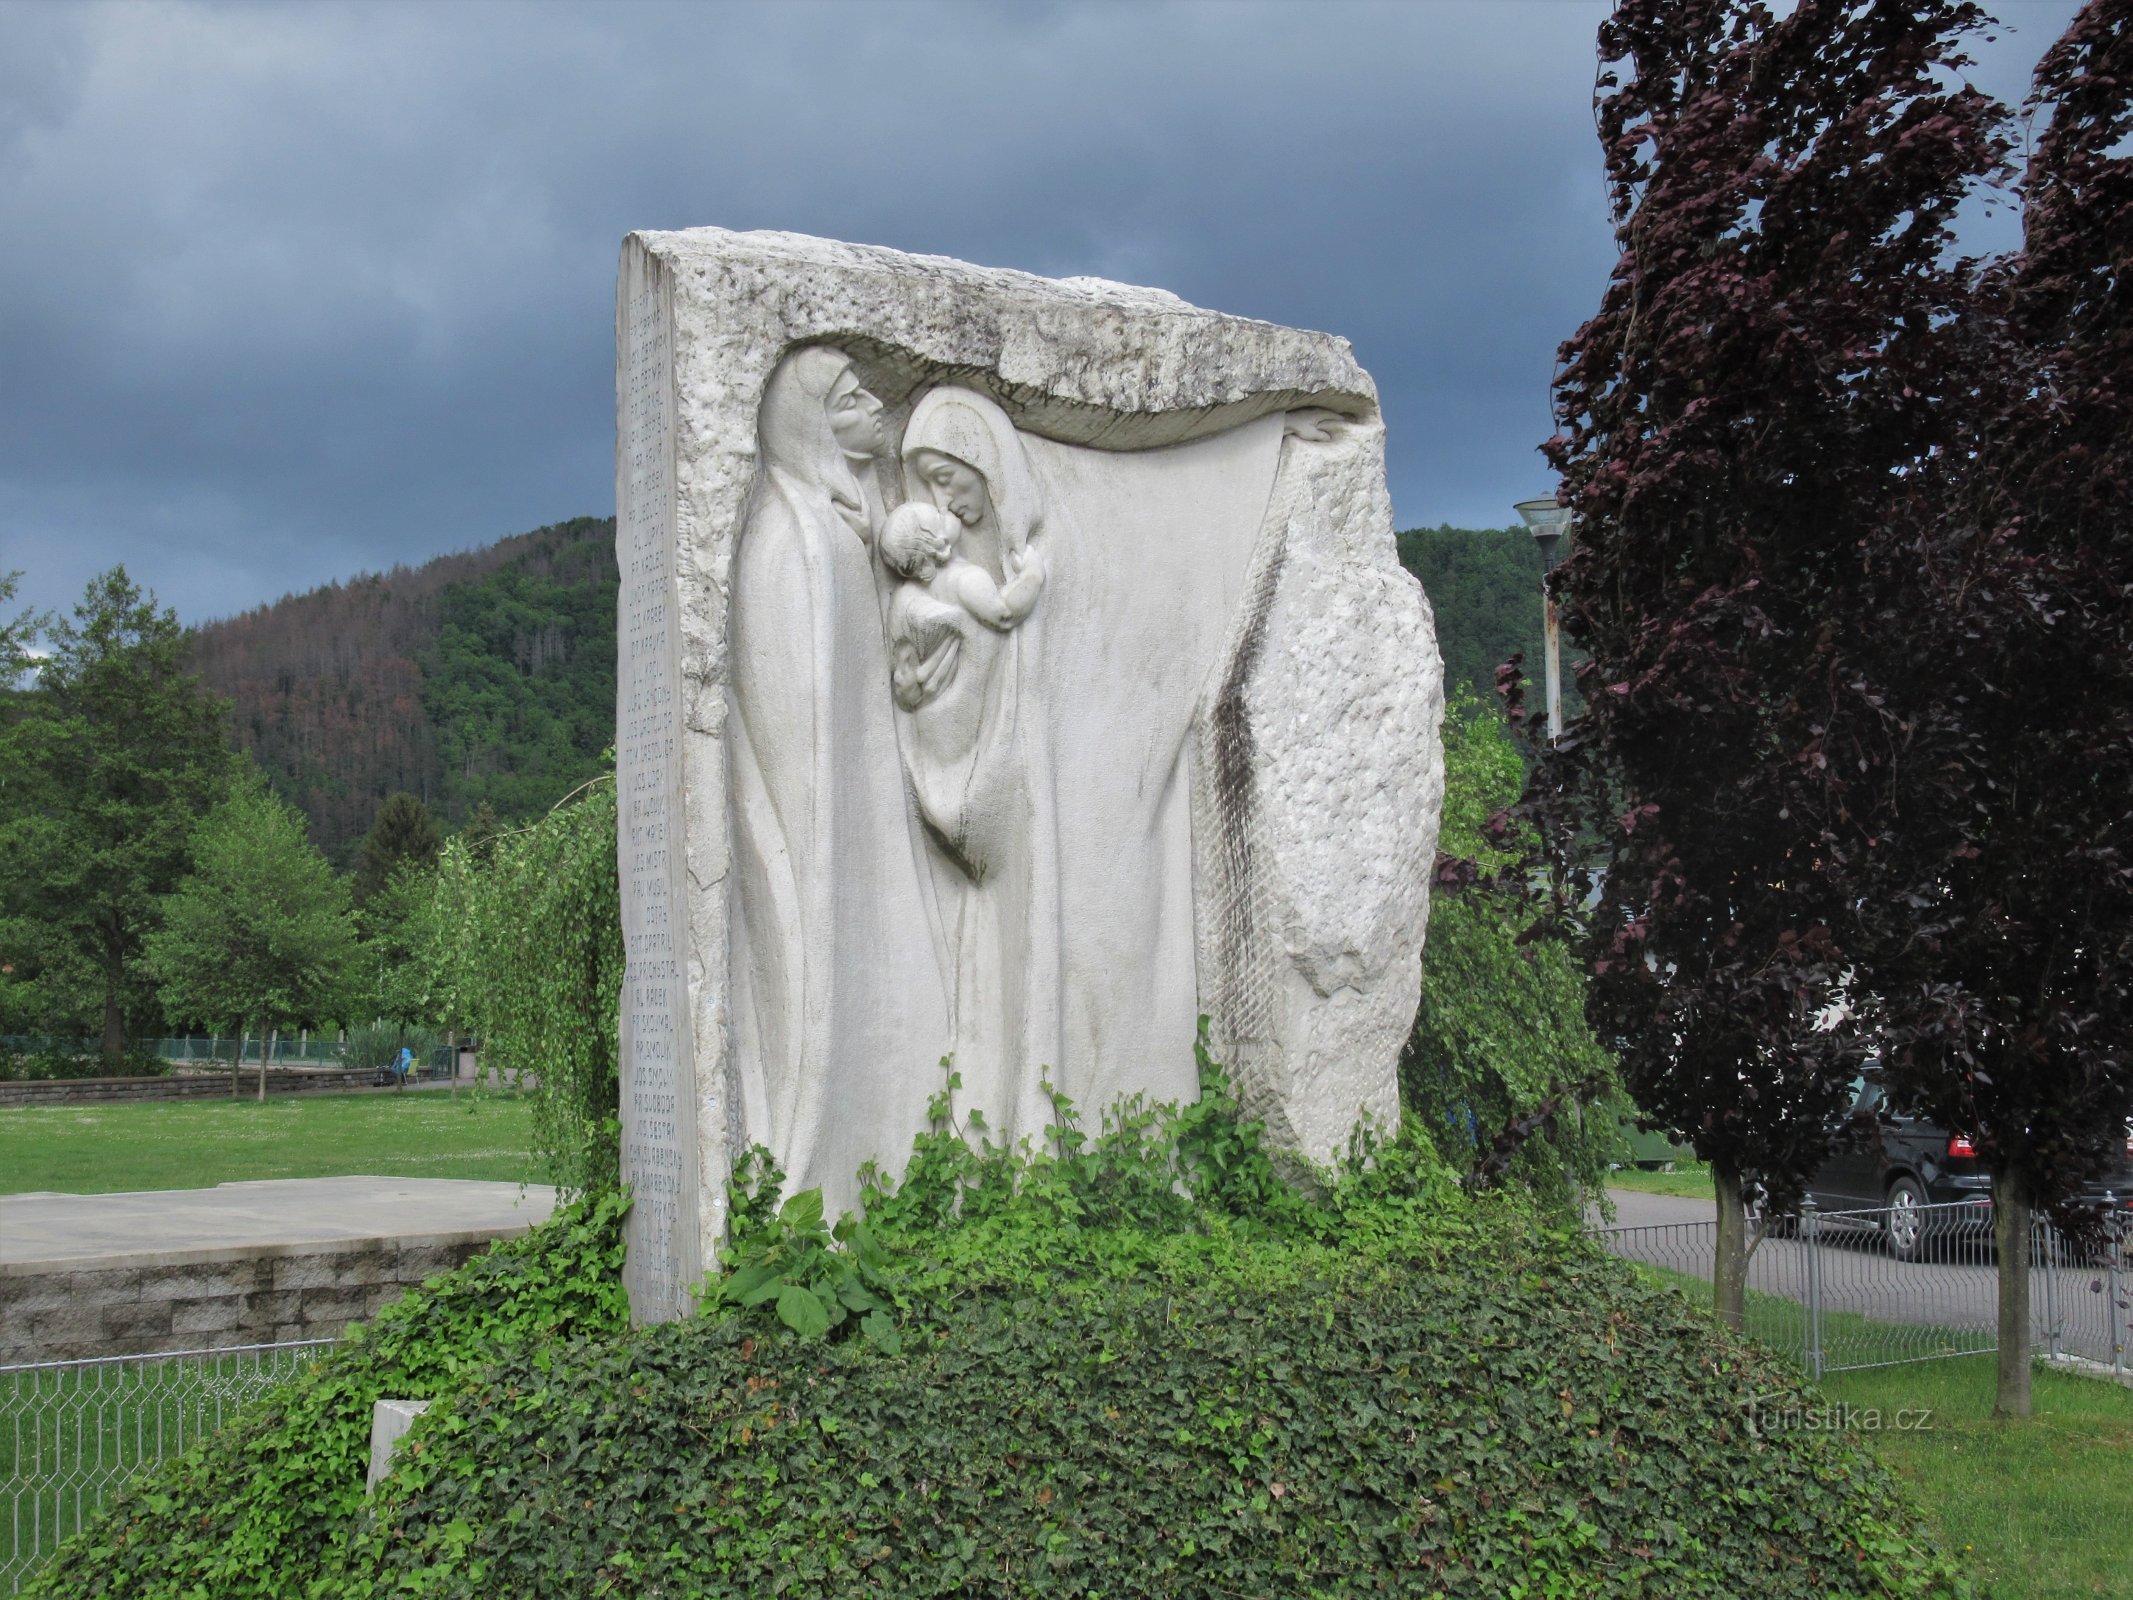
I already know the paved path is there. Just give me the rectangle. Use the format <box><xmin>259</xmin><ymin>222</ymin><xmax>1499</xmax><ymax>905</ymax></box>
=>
<box><xmin>1593</xmin><ymin>1188</ymin><xmax>1714</xmax><ymax>1228</ymax></box>
<box><xmin>0</xmin><ymin>1177</ymin><xmax>558</xmax><ymax>1270</ymax></box>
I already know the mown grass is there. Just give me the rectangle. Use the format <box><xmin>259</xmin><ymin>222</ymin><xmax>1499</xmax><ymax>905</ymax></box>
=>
<box><xmin>1822</xmin><ymin>1356</ymin><xmax>2133</xmax><ymax>1600</ymax></box>
<box><xmin>1604</xmin><ymin>1162</ymin><xmax>1718</xmax><ymax>1199</ymax></box>
<box><xmin>0</xmin><ymin>1345</ymin><xmax>333</xmax><ymax>1584</ymax></box>
<box><xmin>0</xmin><ymin>1091</ymin><xmax>540</xmax><ymax>1195</ymax></box>
<box><xmin>1625</xmin><ymin>1255</ymin><xmax>2133</xmax><ymax>1599</ymax></box>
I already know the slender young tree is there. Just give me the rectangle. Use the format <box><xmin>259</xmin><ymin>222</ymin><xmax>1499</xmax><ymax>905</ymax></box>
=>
<box><xmin>0</xmin><ymin>569</ymin><xmax>233</xmax><ymax>1064</ymax></box>
<box><xmin>1534</xmin><ymin>0</ymin><xmax>2009</xmax><ymax>1326</ymax></box>
<box><xmin>146</xmin><ymin>767</ymin><xmax>361</xmax><ymax>1102</ymax></box>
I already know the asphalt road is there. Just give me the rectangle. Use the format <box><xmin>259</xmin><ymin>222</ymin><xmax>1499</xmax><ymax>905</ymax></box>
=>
<box><xmin>1591</xmin><ymin>1188</ymin><xmax>2129</xmax><ymax>1376</ymax></box>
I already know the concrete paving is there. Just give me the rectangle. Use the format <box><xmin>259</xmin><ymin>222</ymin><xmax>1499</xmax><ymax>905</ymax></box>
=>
<box><xmin>1594</xmin><ymin>1188</ymin><xmax>1714</xmax><ymax>1229</ymax></box>
<box><xmin>0</xmin><ymin>1176</ymin><xmax>559</xmax><ymax>1272</ymax></box>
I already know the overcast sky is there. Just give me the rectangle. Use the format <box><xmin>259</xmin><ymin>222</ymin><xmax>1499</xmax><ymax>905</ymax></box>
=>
<box><xmin>0</xmin><ymin>0</ymin><xmax>2085</xmax><ymax>627</ymax></box>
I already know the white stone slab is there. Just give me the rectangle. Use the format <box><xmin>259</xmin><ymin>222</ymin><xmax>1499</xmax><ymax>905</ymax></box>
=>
<box><xmin>366</xmin><ymin>1398</ymin><xmax>431</xmax><ymax>1492</ymax></box>
<box><xmin>616</xmin><ymin>229</ymin><xmax>1443</xmax><ymax>1321</ymax></box>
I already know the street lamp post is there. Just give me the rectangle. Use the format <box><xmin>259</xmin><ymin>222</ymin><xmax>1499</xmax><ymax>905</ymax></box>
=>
<box><xmin>1513</xmin><ymin>497</ymin><xmax>1574</xmax><ymax>741</ymax></box>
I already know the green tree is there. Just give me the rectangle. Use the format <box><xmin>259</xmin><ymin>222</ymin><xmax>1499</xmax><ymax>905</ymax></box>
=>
<box><xmin>0</xmin><ymin>568</ymin><xmax>232</xmax><ymax>1063</ymax></box>
<box><xmin>145</xmin><ymin>767</ymin><xmax>361</xmax><ymax>1101</ymax></box>
<box><xmin>1395</xmin><ymin>524</ymin><xmax>1586</xmax><ymax>720</ymax></box>
<box><xmin>420</xmin><ymin>537</ymin><xmax>617</xmax><ymax>828</ymax></box>
<box><xmin>0</xmin><ymin>573</ymin><xmax>52</xmax><ymax>1035</ymax></box>
<box><xmin>355</xmin><ymin>862</ymin><xmax>441</xmax><ymax>1032</ymax></box>
<box><xmin>353</xmin><ymin>793</ymin><xmax>442</xmax><ymax>908</ymax></box>
<box><xmin>1404</xmin><ymin>692</ymin><xmax>1620</xmax><ymax>1213</ymax></box>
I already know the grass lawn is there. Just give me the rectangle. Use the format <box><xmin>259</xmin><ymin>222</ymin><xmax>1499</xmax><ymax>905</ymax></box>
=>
<box><xmin>0</xmin><ymin>1090</ymin><xmax>541</xmax><ymax>1195</ymax></box>
<box><xmin>1</xmin><ymin>1344</ymin><xmax>332</xmax><ymax>1585</ymax></box>
<box><xmin>1622</xmin><ymin>1256</ymin><xmax>2131</xmax><ymax>1599</ymax></box>
<box><xmin>1604</xmin><ymin>1162</ymin><xmax>1718</xmax><ymax>1199</ymax></box>
<box><xmin>1822</xmin><ymin>1356</ymin><xmax>2133</xmax><ymax>1600</ymax></box>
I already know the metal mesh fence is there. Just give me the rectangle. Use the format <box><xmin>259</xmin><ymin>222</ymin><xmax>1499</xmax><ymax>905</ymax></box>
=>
<box><xmin>1592</xmin><ymin>1198</ymin><xmax>2131</xmax><ymax>1379</ymax></box>
<box><xmin>1</xmin><ymin>1340</ymin><xmax>332</xmax><ymax>1594</ymax></box>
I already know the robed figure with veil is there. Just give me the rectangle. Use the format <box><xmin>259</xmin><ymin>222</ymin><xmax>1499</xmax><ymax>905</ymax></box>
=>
<box><xmin>730</xmin><ymin>349</ymin><xmax>1309</xmax><ymax>1196</ymax></box>
<box><xmin>727</xmin><ymin>346</ymin><xmax>949</xmax><ymax>1214</ymax></box>
<box><xmin>890</xmin><ymin>387</ymin><xmax>1064</xmax><ymax>1142</ymax></box>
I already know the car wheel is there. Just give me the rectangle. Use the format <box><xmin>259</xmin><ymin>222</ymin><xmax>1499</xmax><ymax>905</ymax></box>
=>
<box><xmin>1884</xmin><ymin>1176</ymin><xmax>1931</xmax><ymax>1262</ymax></box>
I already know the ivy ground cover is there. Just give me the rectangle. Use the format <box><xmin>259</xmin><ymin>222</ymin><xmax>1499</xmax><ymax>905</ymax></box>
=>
<box><xmin>28</xmin><ymin>1175</ymin><xmax>1968</xmax><ymax>1599</ymax></box>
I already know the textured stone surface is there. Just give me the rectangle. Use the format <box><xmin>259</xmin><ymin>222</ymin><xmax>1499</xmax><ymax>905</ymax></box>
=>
<box><xmin>367</xmin><ymin>1399</ymin><xmax>432</xmax><ymax>1492</ymax></box>
<box><xmin>617</xmin><ymin>229</ymin><xmax>1443</xmax><ymax>1321</ymax></box>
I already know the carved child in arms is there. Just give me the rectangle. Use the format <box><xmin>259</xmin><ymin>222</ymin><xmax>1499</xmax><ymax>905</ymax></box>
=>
<box><xmin>880</xmin><ymin>502</ymin><xmax>1047</xmax><ymax>711</ymax></box>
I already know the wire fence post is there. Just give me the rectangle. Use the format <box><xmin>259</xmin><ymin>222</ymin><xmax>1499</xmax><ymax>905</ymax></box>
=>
<box><xmin>2038</xmin><ymin>1211</ymin><xmax>2061</xmax><ymax>1364</ymax></box>
<box><xmin>2108</xmin><ymin>1192</ymin><xmax>2126</xmax><ymax>1385</ymax></box>
<box><xmin>1800</xmin><ymin>1198</ymin><xmax>1824</xmax><ymax>1381</ymax></box>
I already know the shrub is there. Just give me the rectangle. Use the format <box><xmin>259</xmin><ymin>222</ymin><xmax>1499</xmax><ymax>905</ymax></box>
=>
<box><xmin>350</xmin><ymin>1236</ymin><xmax>1962</xmax><ymax>1600</ymax></box>
<box><xmin>344</xmin><ymin>1017</ymin><xmax>444</xmax><ymax>1074</ymax></box>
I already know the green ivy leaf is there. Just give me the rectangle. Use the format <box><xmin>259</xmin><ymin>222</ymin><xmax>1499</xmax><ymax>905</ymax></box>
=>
<box><xmin>859</xmin><ymin>1308</ymin><xmax>903</xmax><ymax>1355</ymax></box>
<box><xmin>778</xmin><ymin>1188</ymin><xmax>825</xmax><ymax>1235</ymax></box>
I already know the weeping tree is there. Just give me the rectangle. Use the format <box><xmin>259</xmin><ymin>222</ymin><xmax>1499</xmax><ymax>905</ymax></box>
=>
<box><xmin>425</xmin><ymin>773</ymin><xmax>621</xmax><ymax>1195</ymax></box>
<box><xmin>1529</xmin><ymin>0</ymin><xmax>2008</xmax><ymax>1328</ymax></box>
<box><xmin>1407</xmin><ymin>691</ymin><xmax>1621</xmax><ymax>1215</ymax></box>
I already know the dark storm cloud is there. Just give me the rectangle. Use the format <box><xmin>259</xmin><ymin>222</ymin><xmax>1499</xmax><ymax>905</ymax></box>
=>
<box><xmin>0</xmin><ymin>0</ymin><xmax>2083</xmax><ymax>624</ymax></box>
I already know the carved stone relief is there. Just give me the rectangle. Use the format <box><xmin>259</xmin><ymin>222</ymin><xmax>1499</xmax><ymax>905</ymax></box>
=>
<box><xmin>616</xmin><ymin>230</ymin><xmax>1442</xmax><ymax>1320</ymax></box>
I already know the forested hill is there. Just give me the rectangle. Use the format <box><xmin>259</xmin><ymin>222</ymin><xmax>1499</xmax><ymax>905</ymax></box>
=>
<box><xmin>186</xmin><ymin>518</ymin><xmax>1546</xmax><ymax>865</ymax></box>
<box><xmin>187</xmin><ymin>517</ymin><xmax>617</xmax><ymax>865</ymax></box>
<box><xmin>1397</xmin><ymin>524</ymin><xmax>1559</xmax><ymax>712</ymax></box>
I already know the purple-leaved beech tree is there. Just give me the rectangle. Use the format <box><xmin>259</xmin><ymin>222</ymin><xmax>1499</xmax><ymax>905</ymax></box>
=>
<box><xmin>1525</xmin><ymin>0</ymin><xmax>2009</xmax><ymax>1330</ymax></box>
<box><xmin>1851</xmin><ymin>0</ymin><xmax>2133</xmax><ymax>1418</ymax></box>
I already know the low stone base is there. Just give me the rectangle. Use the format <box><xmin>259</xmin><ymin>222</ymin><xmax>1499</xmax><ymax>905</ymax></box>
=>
<box><xmin>0</xmin><ymin>1229</ymin><xmax>521</xmax><ymax>1363</ymax></box>
<box><xmin>1</xmin><ymin>1179</ymin><xmax>556</xmax><ymax>1363</ymax></box>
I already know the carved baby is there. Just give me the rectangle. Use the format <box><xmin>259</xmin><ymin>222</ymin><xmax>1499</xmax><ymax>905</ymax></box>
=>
<box><xmin>880</xmin><ymin>501</ymin><xmax>1047</xmax><ymax>712</ymax></box>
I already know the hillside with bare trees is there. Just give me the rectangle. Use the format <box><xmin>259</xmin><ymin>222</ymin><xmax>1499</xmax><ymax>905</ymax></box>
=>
<box><xmin>187</xmin><ymin>517</ymin><xmax>616</xmax><ymax>863</ymax></box>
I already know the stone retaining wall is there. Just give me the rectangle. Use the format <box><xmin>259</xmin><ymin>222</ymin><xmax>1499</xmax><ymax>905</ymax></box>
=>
<box><xmin>0</xmin><ymin>1069</ymin><xmax>376</xmax><ymax>1109</ymax></box>
<box><xmin>0</xmin><ymin>1229</ymin><xmax>515</xmax><ymax>1364</ymax></box>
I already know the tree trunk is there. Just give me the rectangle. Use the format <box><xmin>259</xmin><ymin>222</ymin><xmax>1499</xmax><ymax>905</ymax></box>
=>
<box><xmin>1994</xmin><ymin>1170</ymin><xmax>2033</xmax><ymax>1419</ymax></box>
<box><xmin>256</xmin><ymin>1017</ymin><xmax>268</xmax><ymax>1104</ymax></box>
<box><xmin>1713</xmin><ymin>1164</ymin><xmax>1749</xmax><ymax>1332</ymax></box>
<box><xmin>447</xmin><ymin>1028</ymin><xmax>458</xmax><ymax>1103</ymax></box>
<box><xmin>101</xmin><ymin>912</ymin><xmax>126</xmax><ymax>1068</ymax></box>
<box><xmin>229</xmin><ymin>1029</ymin><xmax>240</xmax><ymax>1098</ymax></box>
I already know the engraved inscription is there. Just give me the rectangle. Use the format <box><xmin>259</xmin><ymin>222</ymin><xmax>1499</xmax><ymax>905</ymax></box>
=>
<box><xmin>617</xmin><ymin>272</ymin><xmax>690</xmax><ymax>1318</ymax></box>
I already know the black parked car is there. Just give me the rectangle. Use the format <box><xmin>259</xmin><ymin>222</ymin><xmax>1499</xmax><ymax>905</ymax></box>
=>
<box><xmin>1797</xmin><ymin>1066</ymin><xmax>2133</xmax><ymax>1262</ymax></box>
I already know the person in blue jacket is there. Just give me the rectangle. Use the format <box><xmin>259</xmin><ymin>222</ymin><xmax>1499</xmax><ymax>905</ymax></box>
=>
<box><xmin>396</xmin><ymin>1045</ymin><xmax>413</xmax><ymax>1083</ymax></box>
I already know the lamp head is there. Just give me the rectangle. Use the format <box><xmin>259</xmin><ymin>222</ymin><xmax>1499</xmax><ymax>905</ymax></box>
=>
<box><xmin>1514</xmin><ymin>496</ymin><xmax>1574</xmax><ymax>571</ymax></box>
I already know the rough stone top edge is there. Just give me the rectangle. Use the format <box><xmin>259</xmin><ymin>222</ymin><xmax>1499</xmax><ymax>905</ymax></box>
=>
<box><xmin>628</xmin><ymin>226</ymin><xmax>1377</xmax><ymax>405</ymax></box>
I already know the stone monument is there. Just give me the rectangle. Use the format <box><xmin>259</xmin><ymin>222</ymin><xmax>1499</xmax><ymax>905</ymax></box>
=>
<box><xmin>617</xmin><ymin>229</ymin><xmax>1443</xmax><ymax>1320</ymax></box>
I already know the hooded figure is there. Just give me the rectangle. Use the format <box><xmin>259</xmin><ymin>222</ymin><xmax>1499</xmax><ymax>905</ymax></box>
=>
<box><xmin>898</xmin><ymin>386</ymin><xmax>1064</xmax><ymax>1142</ymax></box>
<box><xmin>728</xmin><ymin>345</ymin><xmax>949</xmax><ymax>1217</ymax></box>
